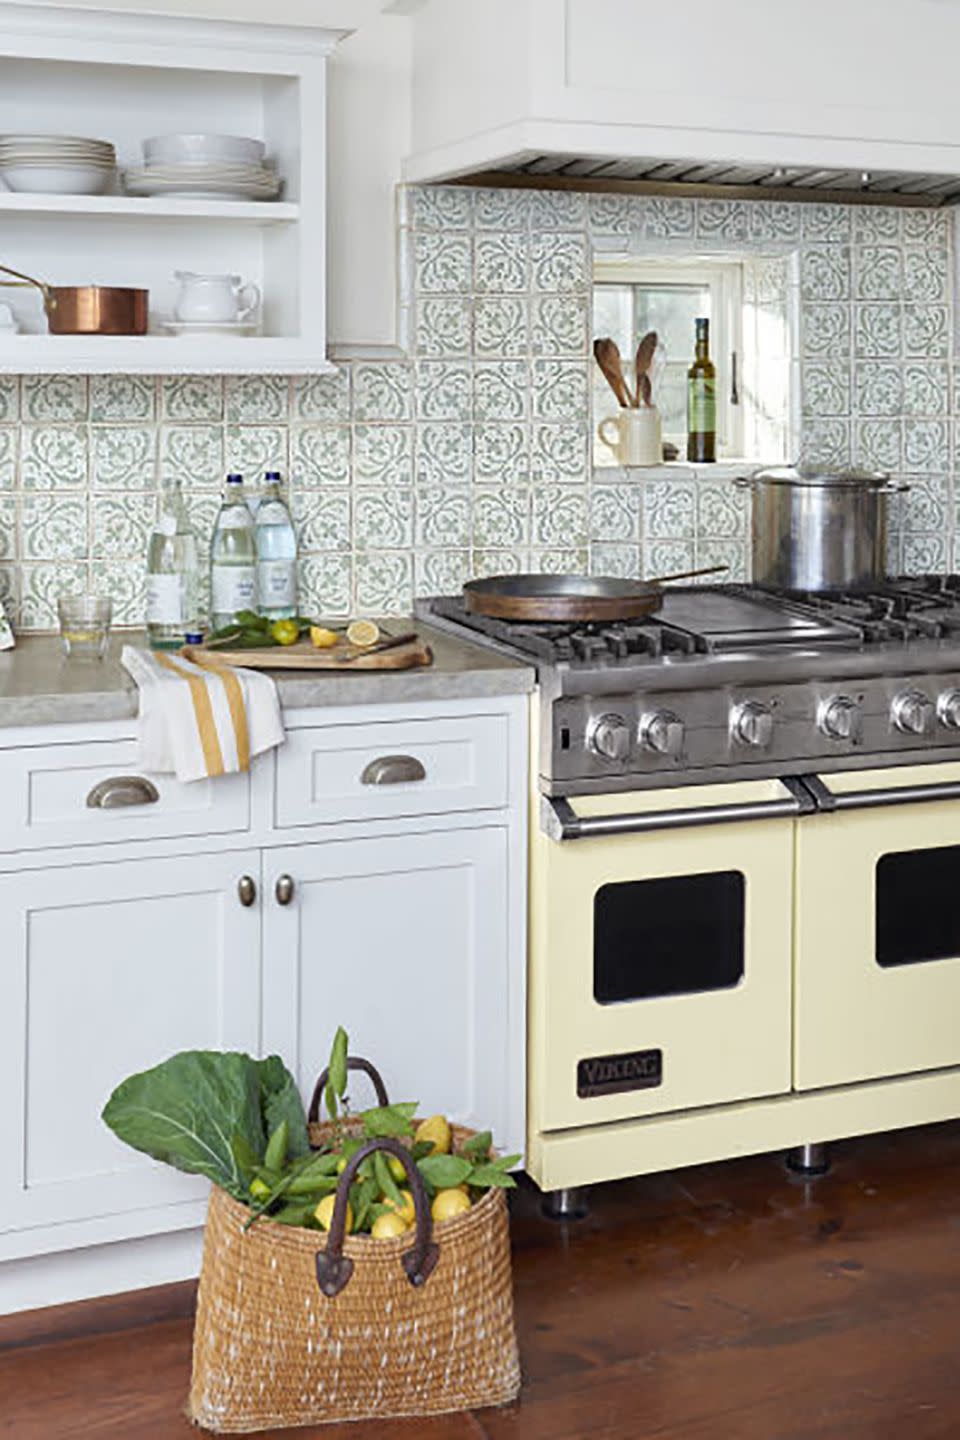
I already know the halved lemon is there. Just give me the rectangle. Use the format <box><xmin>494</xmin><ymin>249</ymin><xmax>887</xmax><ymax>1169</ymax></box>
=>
<box><xmin>346</xmin><ymin>619</ymin><xmax>380</xmax><ymax>648</ymax></box>
<box><xmin>310</xmin><ymin>625</ymin><xmax>339</xmax><ymax>649</ymax></box>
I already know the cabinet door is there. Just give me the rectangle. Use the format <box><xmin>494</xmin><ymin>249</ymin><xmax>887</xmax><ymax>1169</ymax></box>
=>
<box><xmin>263</xmin><ymin>827</ymin><xmax>520</xmax><ymax>1156</ymax></box>
<box><xmin>0</xmin><ymin>851</ymin><xmax>260</xmax><ymax>1242</ymax></box>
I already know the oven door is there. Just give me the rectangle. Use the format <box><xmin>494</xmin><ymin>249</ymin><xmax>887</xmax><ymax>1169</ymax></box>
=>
<box><xmin>530</xmin><ymin>779</ymin><xmax>799</xmax><ymax>1132</ymax></box>
<box><xmin>795</xmin><ymin>761</ymin><xmax>960</xmax><ymax>1090</ymax></box>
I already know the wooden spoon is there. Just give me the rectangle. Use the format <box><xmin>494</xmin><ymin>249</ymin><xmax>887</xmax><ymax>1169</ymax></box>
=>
<box><xmin>634</xmin><ymin>330</ymin><xmax>658</xmax><ymax>407</ymax></box>
<box><xmin>593</xmin><ymin>337</ymin><xmax>634</xmax><ymax>408</ymax></box>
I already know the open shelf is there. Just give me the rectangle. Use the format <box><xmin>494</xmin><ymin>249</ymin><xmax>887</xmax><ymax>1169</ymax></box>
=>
<box><xmin>0</xmin><ymin>334</ymin><xmax>336</xmax><ymax>377</ymax></box>
<box><xmin>0</xmin><ymin>192</ymin><xmax>300</xmax><ymax>224</ymax></box>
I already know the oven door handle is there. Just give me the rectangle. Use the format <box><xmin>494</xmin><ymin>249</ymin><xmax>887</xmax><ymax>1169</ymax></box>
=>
<box><xmin>543</xmin><ymin>779</ymin><xmax>813</xmax><ymax>840</ymax></box>
<box><xmin>800</xmin><ymin>773</ymin><xmax>960</xmax><ymax>813</ymax></box>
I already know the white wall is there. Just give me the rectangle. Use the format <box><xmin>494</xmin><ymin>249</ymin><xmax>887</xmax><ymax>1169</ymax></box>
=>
<box><xmin>14</xmin><ymin>0</ymin><xmax>412</xmax><ymax>348</ymax></box>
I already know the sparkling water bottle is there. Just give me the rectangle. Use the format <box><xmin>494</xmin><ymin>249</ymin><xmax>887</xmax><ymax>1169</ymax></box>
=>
<box><xmin>210</xmin><ymin>474</ymin><xmax>258</xmax><ymax>629</ymax></box>
<box><xmin>255</xmin><ymin>470</ymin><xmax>298</xmax><ymax>620</ymax></box>
<box><xmin>146</xmin><ymin>476</ymin><xmax>200</xmax><ymax>649</ymax></box>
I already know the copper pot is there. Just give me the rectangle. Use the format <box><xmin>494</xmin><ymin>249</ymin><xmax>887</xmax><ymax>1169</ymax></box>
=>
<box><xmin>0</xmin><ymin>262</ymin><xmax>148</xmax><ymax>335</ymax></box>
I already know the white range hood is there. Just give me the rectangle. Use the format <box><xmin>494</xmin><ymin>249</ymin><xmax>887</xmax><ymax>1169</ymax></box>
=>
<box><xmin>401</xmin><ymin>0</ymin><xmax>960</xmax><ymax>204</ymax></box>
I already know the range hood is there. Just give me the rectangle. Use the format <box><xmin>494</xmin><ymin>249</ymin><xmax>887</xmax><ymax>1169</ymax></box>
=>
<box><xmin>401</xmin><ymin>0</ymin><xmax>960</xmax><ymax>206</ymax></box>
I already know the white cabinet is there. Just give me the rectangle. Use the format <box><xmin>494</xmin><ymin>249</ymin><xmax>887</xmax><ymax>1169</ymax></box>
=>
<box><xmin>262</xmin><ymin>826</ymin><xmax>522</xmax><ymax>1156</ymax></box>
<box><xmin>0</xmin><ymin>850</ymin><xmax>260</xmax><ymax>1259</ymax></box>
<box><xmin>0</xmin><ymin>2</ymin><xmax>343</xmax><ymax>374</ymax></box>
<box><xmin>404</xmin><ymin>0</ymin><xmax>960</xmax><ymax>183</ymax></box>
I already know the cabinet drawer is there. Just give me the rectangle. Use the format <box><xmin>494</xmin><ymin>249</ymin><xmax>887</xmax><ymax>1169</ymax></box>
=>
<box><xmin>0</xmin><ymin>740</ymin><xmax>249</xmax><ymax>853</ymax></box>
<box><xmin>275</xmin><ymin>714</ymin><xmax>509</xmax><ymax>827</ymax></box>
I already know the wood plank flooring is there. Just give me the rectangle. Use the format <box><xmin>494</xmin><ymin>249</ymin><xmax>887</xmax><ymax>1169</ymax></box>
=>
<box><xmin>3</xmin><ymin>1121</ymin><xmax>960</xmax><ymax>1438</ymax></box>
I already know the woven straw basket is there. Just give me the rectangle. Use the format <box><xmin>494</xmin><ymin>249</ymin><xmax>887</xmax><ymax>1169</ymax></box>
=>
<box><xmin>188</xmin><ymin>1058</ymin><xmax>521</xmax><ymax>1432</ymax></box>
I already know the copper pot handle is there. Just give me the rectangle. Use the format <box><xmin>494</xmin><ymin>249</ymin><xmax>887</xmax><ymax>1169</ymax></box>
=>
<box><xmin>0</xmin><ymin>262</ymin><xmax>51</xmax><ymax>301</ymax></box>
<box><xmin>314</xmin><ymin>1136</ymin><xmax>440</xmax><ymax>1298</ymax></box>
<box><xmin>307</xmin><ymin>1054</ymin><xmax>390</xmax><ymax>1123</ymax></box>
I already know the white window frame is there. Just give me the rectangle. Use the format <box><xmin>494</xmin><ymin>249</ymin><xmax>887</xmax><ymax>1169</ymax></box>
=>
<box><xmin>593</xmin><ymin>256</ymin><xmax>744</xmax><ymax>460</ymax></box>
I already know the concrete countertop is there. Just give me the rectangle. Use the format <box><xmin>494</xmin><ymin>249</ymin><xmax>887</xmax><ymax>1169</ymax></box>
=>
<box><xmin>0</xmin><ymin>623</ymin><xmax>534</xmax><ymax>729</ymax></box>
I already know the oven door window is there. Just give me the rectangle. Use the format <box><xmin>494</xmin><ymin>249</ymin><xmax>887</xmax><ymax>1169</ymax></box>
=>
<box><xmin>876</xmin><ymin>844</ymin><xmax>960</xmax><ymax>968</ymax></box>
<box><xmin>594</xmin><ymin>869</ymin><xmax>745</xmax><ymax>1004</ymax></box>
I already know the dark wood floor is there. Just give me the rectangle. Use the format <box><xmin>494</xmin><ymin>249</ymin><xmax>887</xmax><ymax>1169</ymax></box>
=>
<box><xmin>4</xmin><ymin>1121</ymin><xmax>960</xmax><ymax>1438</ymax></box>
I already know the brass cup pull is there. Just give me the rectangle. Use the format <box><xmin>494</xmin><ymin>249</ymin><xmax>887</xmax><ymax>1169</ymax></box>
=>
<box><xmin>86</xmin><ymin>775</ymin><xmax>160</xmax><ymax>809</ymax></box>
<box><xmin>360</xmin><ymin>755</ymin><xmax>427</xmax><ymax>786</ymax></box>
<box><xmin>237</xmin><ymin>875</ymin><xmax>257</xmax><ymax>907</ymax></box>
<box><xmin>275</xmin><ymin>874</ymin><xmax>295</xmax><ymax>906</ymax></box>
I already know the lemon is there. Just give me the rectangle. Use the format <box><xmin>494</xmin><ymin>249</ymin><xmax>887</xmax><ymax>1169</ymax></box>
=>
<box><xmin>382</xmin><ymin>1189</ymin><xmax>416</xmax><ymax>1227</ymax></box>
<box><xmin>431</xmin><ymin>1188</ymin><xmax>471</xmax><ymax>1222</ymax></box>
<box><xmin>315</xmin><ymin>1194</ymin><xmax>352</xmax><ymax>1232</ymax></box>
<box><xmin>414</xmin><ymin>1114</ymin><xmax>451</xmax><ymax>1156</ymax></box>
<box><xmin>346</xmin><ymin>619</ymin><xmax>380</xmax><ymax>648</ymax></box>
<box><xmin>248</xmin><ymin>1177</ymin><xmax>272</xmax><ymax>1201</ymax></box>
<box><xmin>371</xmin><ymin>1211</ymin><xmax>408</xmax><ymax>1240</ymax></box>
<box><xmin>310</xmin><ymin>625</ymin><xmax>339</xmax><ymax>649</ymax></box>
<box><xmin>387</xmin><ymin>1155</ymin><xmax>407</xmax><ymax>1183</ymax></box>
<box><xmin>270</xmin><ymin>618</ymin><xmax>300</xmax><ymax>646</ymax></box>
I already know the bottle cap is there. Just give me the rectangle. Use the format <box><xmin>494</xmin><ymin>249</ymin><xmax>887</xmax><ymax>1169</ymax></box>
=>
<box><xmin>184</xmin><ymin>631</ymin><xmax>204</xmax><ymax>646</ymax></box>
<box><xmin>226</xmin><ymin>472</ymin><xmax>243</xmax><ymax>484</ymax></box>
<box><xmin>264</xmin><ymin>470</ymin><xmax>282</xmax><ymax>482</ymax></box>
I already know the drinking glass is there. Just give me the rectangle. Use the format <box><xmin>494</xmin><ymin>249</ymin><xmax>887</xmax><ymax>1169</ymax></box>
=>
<box><xmin>58</xmin><ymin>595</ymin><xmax>112</xmax><ymax>660</ymax></box>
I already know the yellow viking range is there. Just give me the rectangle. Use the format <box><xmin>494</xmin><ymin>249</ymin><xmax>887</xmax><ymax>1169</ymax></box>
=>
<box><xmin>418</xmin><ymin>573</ymin><xmax>960</xmax><ymax>1210</ymax></box>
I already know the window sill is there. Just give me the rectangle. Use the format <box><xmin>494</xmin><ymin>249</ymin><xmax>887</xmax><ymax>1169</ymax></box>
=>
<box><xmin>594</xmin><ymin>458</ymin><xmax>774</xmax><ymax>481</ymax></box>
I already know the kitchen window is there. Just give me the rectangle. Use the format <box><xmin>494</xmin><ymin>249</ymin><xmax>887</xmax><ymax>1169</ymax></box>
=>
<box><xmin>593</xmin><ymin>256</ymin><xmax>750</xmax><ymax>464</ymax></box>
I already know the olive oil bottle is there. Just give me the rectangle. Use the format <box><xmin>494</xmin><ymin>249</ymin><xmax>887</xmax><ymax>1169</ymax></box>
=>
<box><xmin>686</xmin><ymin>317</ymin><xmax>716</xmax><ymax>463</ymax></box>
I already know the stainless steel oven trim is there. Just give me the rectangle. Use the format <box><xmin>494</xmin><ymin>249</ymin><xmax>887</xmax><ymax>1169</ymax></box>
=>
<box><xmin>542</xmin><ymin>777</ymin><xmax>814</xmax><ymax>840</ymax></box>
<box><xmin>799</xmin><ymin>774</ymin><xmax>960</xmax><ymax>814</ymax></box>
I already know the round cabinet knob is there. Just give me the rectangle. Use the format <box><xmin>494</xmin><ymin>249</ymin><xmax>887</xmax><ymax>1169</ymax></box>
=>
<box><xmin>937</xmin><ymin>689</ymin><xmax>960</xmax><ymax>730</ymax></box>
<box><xmin>640</xmin><ymin>710</ymin><xmax>684</xmax><ymax>757</ymax></box>
<box><xmin>892</xmin><ymin>689</ymin><xmax>934</xmax><ymax>736</ymax></box>
<box><xmin>731</xmin><ymin>700</ymin><xmax>774</xmax><ymax>749</ymax></box>
<box><xmin>818</xmin><ymin>695</ymin><xmax>862</xmax><ymax>742</ymax></box>
<box><xmin>588</xmin><ymin>713</ymin><xmax>631</xmax><ymax>762</ymax></box>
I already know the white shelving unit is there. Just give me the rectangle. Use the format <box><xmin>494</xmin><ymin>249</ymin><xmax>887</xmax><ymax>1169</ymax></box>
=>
<box><xmin>0</xmin><ymin>2</ymin><xmax>346</xmax><ymax>374</ymax></box>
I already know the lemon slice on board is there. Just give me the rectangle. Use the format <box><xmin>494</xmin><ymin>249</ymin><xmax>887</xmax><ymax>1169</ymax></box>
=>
<box><xmin>346</xmin><ymin>619</ymin><xmax>380</xmax><ymax>648</ymax></box>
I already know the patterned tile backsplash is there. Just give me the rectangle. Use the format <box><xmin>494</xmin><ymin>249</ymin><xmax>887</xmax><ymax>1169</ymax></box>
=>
<box><xmin>0</xmin><ymin>185</ymin><xmax>956</xmax><ymax>631</ymax></box>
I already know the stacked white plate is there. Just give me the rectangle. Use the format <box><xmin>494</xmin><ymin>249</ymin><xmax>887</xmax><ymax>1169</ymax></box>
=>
<box><xmin>0</xmin><ymin>134</ymin><xmax>116</xmax><ymax>195</ymax></box>
<box><xmin>124</xmin><ymin>133</ymin><xmax>280</xmax><ymax>201</ymax></box>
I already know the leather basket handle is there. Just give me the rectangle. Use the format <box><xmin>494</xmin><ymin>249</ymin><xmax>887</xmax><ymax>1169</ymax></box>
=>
<box><xmin>315</xmin><ymin>1137</ymin><xmax>440</xmax><ymax>1298</ymax></box>
<box><xmin>308</xmin><ymin>1055</ymin><xmax>389</xmax><ymax>1124</ymax></box>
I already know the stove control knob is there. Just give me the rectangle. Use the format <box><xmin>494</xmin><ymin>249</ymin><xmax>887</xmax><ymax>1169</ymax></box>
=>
<box><xmin>640</xmin><ymin>710</ymin><xmax>684</xmax><ymax>757</ymax></box>
<box><xmin>937</xmin><ymin>689</ymin><xmax>960</xmax><ymax>730</ymax></box>
<box><xmin>731</xmin><ymin>700</ymin><xmax>774</xmax><ymax>749</ymax></box>
<box><xmin>818</xmin><ymin>695</ymin><xmax>862</xmax><ymax>742</ymax></box>
<box><xmin>588</xmin><ymin>713</ymin><xmax>631</xmax><ymax>762</ymax></box>
<box><xmin>892</xmin><ymin>689</ymin><xmax>934</xmax><ymax>736</ymax></box>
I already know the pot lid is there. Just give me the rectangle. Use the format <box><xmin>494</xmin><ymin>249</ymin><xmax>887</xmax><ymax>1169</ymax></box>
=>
<box><xmin>749</xmin><ymin>464</ymin><xmax>890</xmax><ymax>488</ymax></box>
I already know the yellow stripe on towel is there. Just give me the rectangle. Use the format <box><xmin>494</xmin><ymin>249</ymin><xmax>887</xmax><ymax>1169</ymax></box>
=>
<box><xmin>155</xmin><ymin>652</ymin><xmax>225</xmax><ymax>777</ymax></box>
<box><xmin>213</xmin><ymin>663</ymin><xmax>251</xmax><ymax>772</ymax></box>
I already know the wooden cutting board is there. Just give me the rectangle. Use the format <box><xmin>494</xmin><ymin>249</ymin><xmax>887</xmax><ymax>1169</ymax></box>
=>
<box><xmin>181</xmin><ymin>633</ymin><xmax>433</xmax><ymax>672</ymax></box>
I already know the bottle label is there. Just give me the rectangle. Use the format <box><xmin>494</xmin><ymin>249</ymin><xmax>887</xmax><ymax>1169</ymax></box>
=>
<box><xmin>219</xmin><ymin>506</ymin><xmax>253</xmax><ymax>530</ymax></box>
<box><xmin>258</xmin><ymin>560</ymin><xmax>297</xmax><ymax>609</ymax></box>
<box><xmin>212</xmin><ymin>566</ymin><xmax>256</xmax><ymax>614</ymax></box>
<box><xmin>146</xmin><ymin>573</ymin><xmax>183</xmax><ymax>625</ymax></box>
<box><xmin>688</xmin><ymin>377</ymin><xmax>716</xmax><ymax>433</ymax></box>
<box><xmin>154</xmin><ymin>513</ymin><xmax>177</xmax><ymax>539</ymax></box>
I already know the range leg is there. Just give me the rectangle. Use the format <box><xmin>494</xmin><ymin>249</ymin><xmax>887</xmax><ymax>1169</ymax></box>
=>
<box><xmin>541</xmin><ymin>1187</ymin><xmax>590</xmax><ymax>1220</ymax></box>
<box><xmin>786</xmin><ymin>1142</ymin><xmax>830</xmax><ymax>1177</ymax></box>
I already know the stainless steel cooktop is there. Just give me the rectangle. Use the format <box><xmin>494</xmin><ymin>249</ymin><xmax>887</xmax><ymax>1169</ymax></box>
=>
<box><xmin>417</xmin><ymin>578</ymin><xmax>960</xmax><ymax>794</ymax></box>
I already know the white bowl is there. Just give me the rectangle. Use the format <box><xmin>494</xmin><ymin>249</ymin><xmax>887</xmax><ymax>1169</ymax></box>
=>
<box><xmin>143</xmin><ymin>133</ymin><xmax>265</xmax><ymax>167</ymax></box>
<box><xmin>0</xmin><ymin>162</ymin><xmax>113</xmax><ymax>194</ymax></box>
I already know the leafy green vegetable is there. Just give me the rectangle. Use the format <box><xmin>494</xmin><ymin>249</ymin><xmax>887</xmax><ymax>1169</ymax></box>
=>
<box><xmin>102</xmin><ymin>1050</ymin><xmax>310</xmax><ymax>1203</ymax></box>
<box><xmin>102</xmin><ymin>1051</ymin><xmax>264</xmax><ymax>1200</ymax></box>
<box><xmin>362</xmin><ymin>1102</ymin><xmax>418</xmax><ymax>1138</ymax></box>
<box><xmin>264</xmin><ymin>1120</ymin><xmax>289</xmax><ymax>1172</ymax></box>
<box><xmin>418</xmin><ymin>1154</ymin><xmax>472</xmax><ymax>1189</ymax></box>
<box><xmin>256</xmin><ymin>1056</ymin><xmax>310</xmax><ymax>1160</ymax></box>
<box><xmin>467</xmin><ymin>1162</ymin><xmax>519</xmax><ymax>1189</ymax></box>
<box><xmin>460</xmin><ymin>1130</ymin><xmax>492</xmax><ymax>1160</ymax></box>
<box><xmin>373</xmin><ymin>1150</ymin><xmax>403</xmax><ymax>1207</ymax></box>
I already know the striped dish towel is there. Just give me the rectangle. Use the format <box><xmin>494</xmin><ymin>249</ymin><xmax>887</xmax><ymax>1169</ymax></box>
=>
<box><xmin>121</xmin><ymin>645</ymin><xmax>285</xmax><ymax>783</ymax></box>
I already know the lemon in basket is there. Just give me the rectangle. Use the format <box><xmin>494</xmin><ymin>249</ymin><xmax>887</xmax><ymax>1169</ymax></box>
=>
<box><xmin>346</xmin><ymin>619</ymin><xmax>380</xmax><ymax>648</ymax></box>
<box><xmin>432</xmin><ymin>1189</ymin><xmax>471</xmax><ymax>1222</ymax></box>
<box><xmin>371</xmin><ymin>1211</ymin><xmax>408</xmax><ymax>1240</ymax></box>
<box><xmin>315</xmin><ymin>1194</ymin><xmax>352</xmax><ymax>1232</ymax></box>
<box><xmin>382</xmin><ymin>1190</ymin><xmax>416</xmax><ymax>1227</ymax></box>
<box><xmin>414</xmin><ymin>1114</ymin><xmax>451</xmax><ymax>1155</ymax></box>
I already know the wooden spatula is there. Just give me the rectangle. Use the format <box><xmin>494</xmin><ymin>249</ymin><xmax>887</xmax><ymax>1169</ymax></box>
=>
<box><xmin>634</xmin><ymin>330</ymin><xmax>658</xmax><ymax>407</ymax></box>
<box><xmin>593</xmin><ymin>337</ymin><xmax>634</xmax><ymax>408</ymax></box>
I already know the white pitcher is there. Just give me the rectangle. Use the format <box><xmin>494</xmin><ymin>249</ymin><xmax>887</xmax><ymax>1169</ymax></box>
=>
<box><xmin>173</xmin><ymin>272</ymin><xmax>261</xmax><ymax>324</ymax></box>
<box><xmin>598</xmin><ymin>407</ymin><xmax>662</xmax><ymax>467</ymax></box>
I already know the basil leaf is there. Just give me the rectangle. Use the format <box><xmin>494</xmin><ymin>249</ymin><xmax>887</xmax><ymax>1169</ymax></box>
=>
<box><xmin>417</xmin><ymin>1155</ymin><xmax>472</xmax><ymax>1189</ymax></box>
